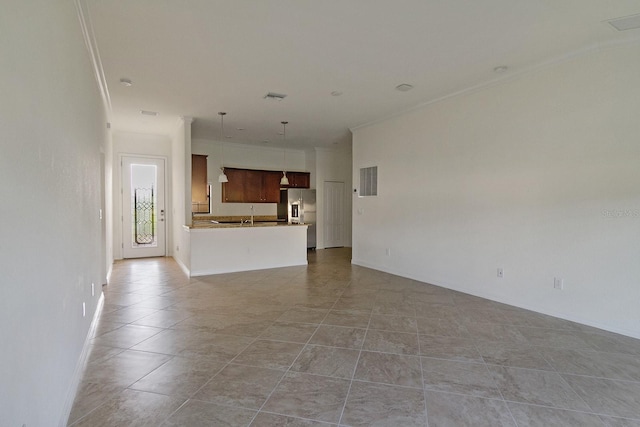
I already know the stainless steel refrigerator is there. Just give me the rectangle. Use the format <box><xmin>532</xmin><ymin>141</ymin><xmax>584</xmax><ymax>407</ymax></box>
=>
<box><xmin>278</xmin><ymin>189</ymin><xmax>316</xmax><ymax>249</ymax></box>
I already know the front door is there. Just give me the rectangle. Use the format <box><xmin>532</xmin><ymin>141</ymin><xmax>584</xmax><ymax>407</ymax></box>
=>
<box><xmin>122</xmin><ymin>156</ymin><xmax>166</xmax><ymax>258</ymax></box>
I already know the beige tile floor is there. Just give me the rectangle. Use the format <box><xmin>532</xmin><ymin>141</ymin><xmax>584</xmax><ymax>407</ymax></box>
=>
<box><xmin>68</xmin><ymin>248</ymin><xmax>640</xmax><ymax>426</ymax></box>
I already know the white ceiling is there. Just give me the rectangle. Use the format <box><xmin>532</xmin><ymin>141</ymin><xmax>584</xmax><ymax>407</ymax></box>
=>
<box><xmin>85</xmin><ymin>0</ymin><xmax>640</xmax><ymax>148</ymax></box>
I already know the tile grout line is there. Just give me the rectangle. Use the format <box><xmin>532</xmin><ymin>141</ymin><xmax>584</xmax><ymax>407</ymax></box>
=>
<box><xmin>243</xmin><ymin>280</ymin><xmax>351</xmax><ymax>426</ymax></box>
<box><xmin>475</xmin><ymin>330</ymin><xmax>522</xmax><ymax>426</ymax></box>
<box><xmin>70</xmin><ymin>252</ymin><xmax>640</xmax><ymax>425</ymax></box>
<box><xmin>415</xmin><ymin>304</ymin><xmax>430</xmax><ymax>427</ymax></box>
<box><xmin>555</xmin><ymin>370</ymin><xmax>602</xmax><ymax>417</ymax></box>
<box><xmin>335</xmin><ymin>289</ymin><xmax>376</xmax><ymax>427</ymax></box>
<box><xmin>460</xmin><ymin>311</ymin><xmax>522</xmax><ymax>426</ymax></box>
<box><xmin>153</xmin><ymin>292</ymin><xmax>302</xmax><ymax>421</ymax></box>
<box><xmin>498</xmin><ymin>398</ymin><xmax>640</xmax><ymax>421</ymax></box>
<box><xmin>177</xmin><ymin>314</ymin><xmax>287</xmax><ymax>408</ymax></box>
<box><xmin>72</xmin><ymin>279</ymin><xmax>179</xmax><ymax>425</ymax></box>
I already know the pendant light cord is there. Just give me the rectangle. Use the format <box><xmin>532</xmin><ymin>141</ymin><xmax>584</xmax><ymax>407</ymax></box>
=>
<box><xmin>280</xmin><ymin>121</ymin><xmax>289</xmax><ymax>186</ymax></box>
<box><xmin>219</xmin><ymin>112</ymin><xmax>225</xmax><ymax>169</ymax></box>
<box><xmin>282</xmin><ymin>121</ymin><xmax>287</xmax><ymax>172</ymax></box>
<box><xmin>218</xmin><ymin>112</ymin><xmax>229</xmax><ymax>183</ymax></box>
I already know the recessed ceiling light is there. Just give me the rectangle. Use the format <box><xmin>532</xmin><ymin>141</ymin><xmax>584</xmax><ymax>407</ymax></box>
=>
<box><xmin>493</xmin><ymin>65</ymin><xmax>509</xmax><ymax>74</ymax></box>
<box><xmin>119</xmin><ymin>78</ymin><xmax>132</xmax><ymax>87</ymax></box>
<box><xmin>331</xmin><ymin>91</ymin><xmax>343</xmax><ymax>97</ymax></box>
<box><xmin>140</xmin><ymin>110</ymin><xmax>158</xmax><ymax>116</ymax></box>
<box><xmin>263</xmin><ymin>92</ymin><xmax>287</xmax><ymax>101</ymax></box>
<box><xmin>395</xmin><ymin>83</ymin><xmax>414</xmax><ymax>92</ymax></box>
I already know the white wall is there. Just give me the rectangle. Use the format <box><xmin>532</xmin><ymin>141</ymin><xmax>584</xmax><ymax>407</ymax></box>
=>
<box><xmin>192</xmin><ymin>138</ymin><xmax>307</xmax><ymax>217</ymax></box>
<box><xmin>112</xmin><ymin>131</ymin><xmax>173</xmax><ymax>259</ymax></box>
<box><xmin>105</xmin><ymin>130</ymin><xmax>114</xmax><ymax>279</ymax></box>
<box><xmin>315</xmin><ymin>146</ymin><xmax>353</xmax><ymax>249</ymax></box>
<box><xmin>189</xmin><ymin>226</ymin><xmax>308</xmax><ymax>276</ymax></box>
<box><xmin>172</xmin><ymin>118</ymin><xmax>190</xmax><ymax>267</ymax></box>
<box><xmin>352</xmin><ymin>43</ymin><xmax>640</xmax><ymax>338</ymax></box>
<box><xmin>0</xmin><ymin>1</ymin><xmax>106</xmax><ymax>424</ymax></box>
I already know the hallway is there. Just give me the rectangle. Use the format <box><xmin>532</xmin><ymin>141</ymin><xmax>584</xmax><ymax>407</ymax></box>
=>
<box><xmin>69</xmin><ymin>248</ymin><xmax>640</xmax><ymax>426</ymax></box>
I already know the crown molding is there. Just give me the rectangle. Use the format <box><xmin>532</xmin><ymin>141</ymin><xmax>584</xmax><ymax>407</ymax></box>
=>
<box><xmin>351</xmin><ymin>36</ymin><xmax>640</xmax><ymax>133</ymax></box>
<box><xmin>75</xmin><ymin>0</ymin><xmax>111</xmax><ymax>116</ymax></box>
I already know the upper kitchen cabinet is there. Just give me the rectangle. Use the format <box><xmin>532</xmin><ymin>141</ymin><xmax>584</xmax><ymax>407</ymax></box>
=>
<box><xmin>191</xmin><ymin>154</ymin><xmax>209</xmax><ymax>213</ymax></box>
<box><xmin>263</xmin><ymin>171</ymin><xmax>282</xmax><ymax>201</ymax></box>
<box><xmin>221</xmin><ymin>168</ymin><xmax>282</xmax><ymax>203</ymax></box>
<box><xmin>283</xmin><ymin>171</ymin><xmax>310</xmax><ymax>188</ymax></box>
<box><xmin>221</xmin><ymin>168</ymin><xmax>247</xmax><ymax>203</ymax></box>
<box><xmin>245</xmin><ymin>169</ymin><xmax>281</xmax><ymax>202</ymax></box>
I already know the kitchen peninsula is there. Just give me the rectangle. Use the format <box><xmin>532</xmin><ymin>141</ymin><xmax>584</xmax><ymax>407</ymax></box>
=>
<box><xmin>179</xmin><ymin>217</ymin><xmax>308</xmax><ymax>276</ymax></box>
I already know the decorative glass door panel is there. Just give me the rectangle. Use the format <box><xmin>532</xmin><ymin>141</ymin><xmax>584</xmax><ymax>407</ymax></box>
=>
<box><xmin>122</xmin><ymin>156</ymin><xmax>166</xmax><ymax>258</ymax></box>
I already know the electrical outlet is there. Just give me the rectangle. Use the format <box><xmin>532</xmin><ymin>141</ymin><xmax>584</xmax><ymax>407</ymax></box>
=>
<box><xmin>82</xmin><ymin>302</ymin><xmax>86</xmax><ymax>317</ymax></box>
<box><xmin>497</xmin><ymin>268</ymin><xmax>504</xmax><ymax>278</ymax></box>
<box><xmin>91</xmin><ymin>282</ymin><xmax>95</xmax><ymax>297</ymax></box>
<box><xmin>554</xmin><ymin>277</ymin><xmax>564</xmax><ymax>290</ymax></box>
<box><xmin>385</xmin><ymin>248</ymin><xmax>391</xmax><ymax>256</ymax></box>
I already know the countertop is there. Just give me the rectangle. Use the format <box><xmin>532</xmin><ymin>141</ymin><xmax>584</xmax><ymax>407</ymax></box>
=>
<box><xmin>190</xmin><ymin>221</ymin><xmax>307</xmax><ymax>229</ymax></box>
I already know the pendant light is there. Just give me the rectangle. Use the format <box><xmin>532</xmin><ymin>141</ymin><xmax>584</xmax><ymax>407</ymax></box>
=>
<box><xmin>280</xmin><ymin>121</ymin><xmax>289</xmax><ymax>186</ymax></box>
<box><xmin>218</xmin><ymin>112</ymin><xmax>229</xmax><ymax>183</ymax></box>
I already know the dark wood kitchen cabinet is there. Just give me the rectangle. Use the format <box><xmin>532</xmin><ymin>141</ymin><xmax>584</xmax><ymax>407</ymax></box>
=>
<box><xmin>221</xmin><ymin>168</ymin><xmax>246</xmax><ymax>202</ymax></box>
<box><xmin>283</xmin><ymin>171</ymin><xmax>310</xmax><ymax>188</ymax></box>
<box><xmin>262</xmin><ymin>171</ymin><xmax>282</xmax><ymax>201</ymax></box>
<box><xmin>222</xmin><ymin>168</ymin><xmax>282</xmax><ymax>203</ymax></box>
<box><xmin>191</xmin><ymin>154</ymin><xmax>209</xmax><ymax>212</ymax></box>
<box><xmin>245</xmin><ymin>170</ymin><xmax>281</xmax><ymax>202</ymax></box>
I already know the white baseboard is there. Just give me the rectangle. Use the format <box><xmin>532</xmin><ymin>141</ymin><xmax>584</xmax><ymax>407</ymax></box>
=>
<box><xmin>173</xmin><ymin>255</ymin><xmax>191</xmax><ymax>277</ymax></box>
<box><xmin>190</xmin><ymin>260</ymin><xmax>308</xmax><ymax>277</ymax></box>
<box><xmin>58</xmin><ymin>293</ymin><xmax>105</xmax><ymax>427</ymax></box>
<box><xmin>105</xmin><ymin>261</ymin><xmax>113</xmax><ymax>285</ymax></box>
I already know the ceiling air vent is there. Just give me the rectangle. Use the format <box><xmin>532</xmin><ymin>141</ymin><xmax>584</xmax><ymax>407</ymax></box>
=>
<box><xmin>607</xmin><ymin>14</ymin><xmax>640</xmax><ymax>31</ymax></box>
<box><xmin>263</xmin><ymin>92</ymin><xmax>287</xmax><ymax>101</ymax></box>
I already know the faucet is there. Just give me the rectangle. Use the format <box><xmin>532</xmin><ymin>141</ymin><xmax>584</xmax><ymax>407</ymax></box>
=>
<box><xmin>240</xmin><ymin>206</ymin><xmax>255</xmax><ymax>226</ymax></box>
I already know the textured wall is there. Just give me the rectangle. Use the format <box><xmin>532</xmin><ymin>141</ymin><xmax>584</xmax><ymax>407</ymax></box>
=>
<box><xmin>353</xmin><ymin>43</ymin><xmax>640</xmax><ymax>338</ymax></box>
<box><xmin>0</xmin><ymin>0</ymin><xmax>106</xmax><ymax>424</ymax></box>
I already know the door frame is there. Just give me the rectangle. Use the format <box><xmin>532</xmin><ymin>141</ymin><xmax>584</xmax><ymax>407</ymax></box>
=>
<box><xmin>118</xmin><ymin>154</ymin><xmax>168</xmax><ymax>259</ymax></box>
